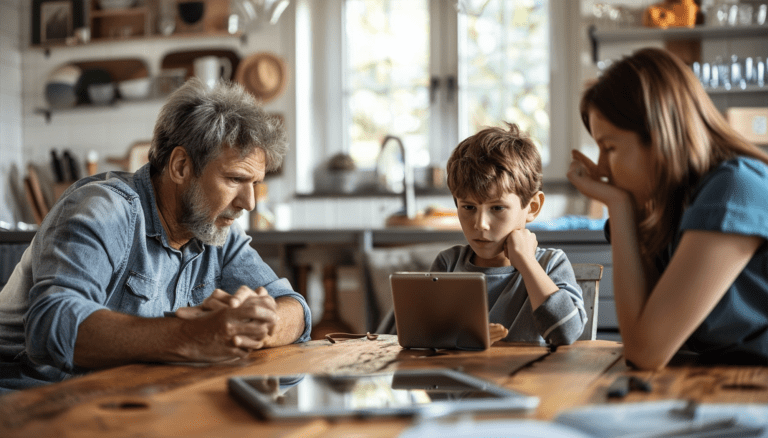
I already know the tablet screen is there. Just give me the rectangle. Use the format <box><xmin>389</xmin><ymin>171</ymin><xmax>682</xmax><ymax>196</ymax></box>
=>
<box><xmin>229</xmin><ymin>369</ymin><xmax>538</xmax><ymax>419</ymax></box>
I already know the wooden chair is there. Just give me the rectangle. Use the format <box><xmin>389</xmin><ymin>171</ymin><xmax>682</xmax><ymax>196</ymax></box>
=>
<box><xmin>573</xmin><ymin>263</ymin><xmax>603</xmax><ymax>341</ymax></box>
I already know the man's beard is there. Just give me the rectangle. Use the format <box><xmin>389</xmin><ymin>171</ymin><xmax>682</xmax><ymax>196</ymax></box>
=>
<box><xmin>179</xmin><ymin>179</ymin><xmax>242</xmax><ymax>247</ymax></box>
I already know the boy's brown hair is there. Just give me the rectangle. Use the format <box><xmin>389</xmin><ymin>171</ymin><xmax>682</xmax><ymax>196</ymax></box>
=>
<box><xmin>447</xmin><ymin>123</ymin><xmax>542</xmax><ymax>206</ymax></box>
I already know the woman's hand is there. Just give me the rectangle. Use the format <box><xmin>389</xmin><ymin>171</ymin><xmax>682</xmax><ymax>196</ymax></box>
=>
<box><xmin>489</xmin><ymin>323</ymin><xmax>509</xmax><ymax>344</ymax></box>
<box><xmin>567</xmin><ymin>149</ymin><xmax>625</xmax><ymax>205</ymax></box>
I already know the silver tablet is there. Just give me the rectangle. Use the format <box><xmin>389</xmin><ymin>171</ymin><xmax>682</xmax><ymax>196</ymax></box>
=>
<box><xmin>390</xmin><ymin>272</ymin><xmax>490</xmax><ymax>351</ymax></box>
<box><xmin>228</xmin><ymin>369</ymin><xmax>539</xmax><ymax>420</ymax></box>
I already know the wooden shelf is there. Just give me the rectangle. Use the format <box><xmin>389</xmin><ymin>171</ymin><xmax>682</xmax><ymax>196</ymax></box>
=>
<box><xmin>35</xmin><ymin>96</ymin><xmax>165</xmax><ymax>123</ymax></box>
<box><xmin>31</xmin><ymin>30</ymin><xmax>244</xmax><ymax>52</ymax></box>
<box><xmin>90</xmin><ymin>5</ymin><xmax>152</xmax><ymax>40</ymax></box>
<box><xmin>706</xmin><ymin>84</ymin><xmax>768</xmax><ymax>95</ymax></box>
<box><xmin>591</xmin><ymin>24</ymin><xmax>768</xmax><ymax>43</ymax></box>
<box><xmin>91</xmin><ymin>6</ymin><xmax>150</xmax><ymax>18</ymax></box>
<box><xmin>588</xmin><ymin>24</ymin><xmax>768</xmax><ymax>64</ymax></box>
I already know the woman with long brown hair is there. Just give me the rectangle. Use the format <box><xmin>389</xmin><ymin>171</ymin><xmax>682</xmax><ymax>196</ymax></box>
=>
<box><xmin>568</xmin><ymin>47</ymin><xmax>768</xmax><ymax>369</ymax></box>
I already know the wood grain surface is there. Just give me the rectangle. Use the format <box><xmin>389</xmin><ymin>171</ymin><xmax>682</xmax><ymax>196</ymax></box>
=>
<box><xmin>1</xmin><ymin>337</ymin><xmax>767</xmax><ymax>438</ymax></box>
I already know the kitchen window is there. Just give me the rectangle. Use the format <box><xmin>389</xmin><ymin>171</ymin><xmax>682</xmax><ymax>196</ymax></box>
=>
<box><xmin>295</xmin><ymin>0</ymin><xmax>575</xmax><ymax>193</ymax></box>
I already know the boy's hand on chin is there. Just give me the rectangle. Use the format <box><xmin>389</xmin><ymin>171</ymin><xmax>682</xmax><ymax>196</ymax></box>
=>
<box><xmin>505</xmin><ymin>229</ymin><xmax>539</xmax><ymax>267</ymax></box>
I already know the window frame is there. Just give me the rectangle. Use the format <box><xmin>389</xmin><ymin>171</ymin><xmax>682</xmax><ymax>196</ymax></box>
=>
<box><xmin>294</xmin><ymin>0</ymin><xmax>579</xmax><ymax>194</ymax></box>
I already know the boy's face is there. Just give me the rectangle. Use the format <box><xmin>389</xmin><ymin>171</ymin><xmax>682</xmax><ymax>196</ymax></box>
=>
<box><xmin>456</xmin><ymin>191</ymin><xmax>539</xmax><ymax>267</ymax></box>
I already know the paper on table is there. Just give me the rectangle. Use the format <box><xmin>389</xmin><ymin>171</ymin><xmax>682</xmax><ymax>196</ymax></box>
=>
<box><xmin>398</xmin><ymin>418</ymin><xmax>592</xmax><ymax>438</ymax></box>
<box><xmin>398</xmin><ymin>402</ymin><xmax>768</xmax><ymax>438</ymax></box>
<box><xmin>554</xmin><ymin>401</ymin><xmax>768</xmax><ymax>438</ymax></box>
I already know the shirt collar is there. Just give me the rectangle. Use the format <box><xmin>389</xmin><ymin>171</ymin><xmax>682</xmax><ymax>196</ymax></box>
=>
<box><xmin>134</xmin><ymin>164</ymin><xmax>165</xmax><ymax>241</ymax></box>
<box><xmin>133</xmin><ymin>163</ymin><xmax>206</xmax><ymax>254</ymax></box>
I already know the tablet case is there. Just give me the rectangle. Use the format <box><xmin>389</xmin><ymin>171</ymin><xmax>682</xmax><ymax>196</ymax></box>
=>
<box><xmin>390</xmin><ymin>272</ymin><xmax>490</xmax><ymax>351</ymax></box>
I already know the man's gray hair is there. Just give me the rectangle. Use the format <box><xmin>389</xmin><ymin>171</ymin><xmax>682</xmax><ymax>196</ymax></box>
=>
<box><xmin>149</xmin><ymin>77</ymin><xmax>287</xmax><ymax>175</ymax></box>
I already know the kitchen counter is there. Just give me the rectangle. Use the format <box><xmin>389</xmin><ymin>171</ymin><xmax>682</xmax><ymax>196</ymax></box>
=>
<box><xmin>245</xmin><ymin>228</ymin><xmax>607</xmax><ymax>252</ymax></box>
<box><xmin>1</xmin><ymin>228</ymin><xmax>616</xmax><ymax>332</ymax></box>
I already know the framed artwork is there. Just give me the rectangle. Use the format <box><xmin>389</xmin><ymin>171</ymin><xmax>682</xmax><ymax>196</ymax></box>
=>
<box><xmin>32</xmin><ymin>0</ymin><xmax>84</xmax><ymax>45</ymax></box>
<box><xmin>41</xmin><ymin>1</ymin><xmax>72</xmax><ymax>43</ymax></box>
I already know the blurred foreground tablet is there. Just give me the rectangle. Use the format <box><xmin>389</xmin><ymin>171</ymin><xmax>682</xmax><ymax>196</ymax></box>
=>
<box><xmin>390</xmin><ymin>272</ymin><xmax>490</xmax><ymax>350</ymax></box>
<box><xmin>228</xmin><ymin>369</ymin><xmax>539</xmax><ymax>420</ymax></box>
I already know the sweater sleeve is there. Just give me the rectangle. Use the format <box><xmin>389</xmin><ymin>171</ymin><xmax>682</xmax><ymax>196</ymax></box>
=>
<box><xmin>530</xmin><ymin>250</ymin><xmax>587</xmax><ymax>345</ymax></box>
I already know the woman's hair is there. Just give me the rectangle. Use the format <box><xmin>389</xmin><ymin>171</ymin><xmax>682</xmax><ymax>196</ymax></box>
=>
<box><xmin>148</xmin><ymin>77</ymin><xmax>287</xmax><ymax>176</ymax></box>
<box><xmin>580</xmin><ymin>47</ymin><xmax>768</xmax><ymax>263</ymax></box>
<box><xmin>446</xmin><ymin>123</ymin><xmax>542</xmax><ymax>206</ymax></box>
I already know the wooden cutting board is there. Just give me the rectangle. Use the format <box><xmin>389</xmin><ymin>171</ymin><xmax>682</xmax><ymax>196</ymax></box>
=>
<box><xmin>23</xmin><ymin>177</ymin><xmax>43</xmax><ymax>226</ymax></box>
<box><xmin>26</xmin><ymin>164</ymin><xmax>50</xmax><ymax>220</ymax></box>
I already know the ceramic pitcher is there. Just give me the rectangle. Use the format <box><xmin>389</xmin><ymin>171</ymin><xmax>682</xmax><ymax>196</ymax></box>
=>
<box><xmin>193</xmin><ymin>56</ymin><xmax>232</xmax><ymax>89</ymax></box>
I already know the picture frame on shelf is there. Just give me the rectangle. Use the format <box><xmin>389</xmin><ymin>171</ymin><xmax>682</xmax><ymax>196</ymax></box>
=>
<box><xmin>40</xmin><ymin>1</ymin><xmax>72</xmax><ymax>43</ymax></box>
<box><xmin>32</xmin><ymin>0</ymin><xmax>85</xmax><ymax>46</ymax></box>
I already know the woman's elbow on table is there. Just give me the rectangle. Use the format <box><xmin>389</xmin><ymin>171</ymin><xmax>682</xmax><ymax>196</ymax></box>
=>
<box><xmin>621</xmin><ymin>335</ymin><xmax>676</xmax><ymax>371</ymax></box>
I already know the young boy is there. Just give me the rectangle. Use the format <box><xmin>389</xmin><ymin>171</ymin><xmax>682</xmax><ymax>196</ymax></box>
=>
<box><xmin>432</xmin><ymin>123</ymin><xmax>586</xmax><ymax>345</ymax></box>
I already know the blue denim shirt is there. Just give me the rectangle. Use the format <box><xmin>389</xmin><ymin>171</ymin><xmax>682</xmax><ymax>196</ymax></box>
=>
<box><xmin>0</xmin><ymin>164</ymin><xmax>312</xmax><ymax>392</ymax></box>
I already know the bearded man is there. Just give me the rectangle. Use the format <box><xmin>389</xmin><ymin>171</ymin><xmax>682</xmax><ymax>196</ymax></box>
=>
<box><xmin>0</xmin><ymin>79</ymin><xmax>311</xmax><ymax>392</ymax></box>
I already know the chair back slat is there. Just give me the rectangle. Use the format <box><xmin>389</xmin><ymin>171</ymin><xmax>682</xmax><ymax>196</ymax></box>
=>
<box><xmin>573</xmin><ymin>263</ymin><xmax>603</xmax><ymax>341</ymax></box>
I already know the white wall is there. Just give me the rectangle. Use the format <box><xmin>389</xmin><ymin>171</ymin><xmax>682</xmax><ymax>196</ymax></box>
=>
<box><xmin>0</xmin><ymin>0</ymin><xmax>25</xmax><ymax>225</ymax></box>
<box><xmin>14</xmin><ymin>1</ymin><xmax>298</xmax><ymax>224</ymax></box>
<box><xmin>6</xmin><ymin>1</ymin><xmax>583</xmax><ymax>230</ymax></box>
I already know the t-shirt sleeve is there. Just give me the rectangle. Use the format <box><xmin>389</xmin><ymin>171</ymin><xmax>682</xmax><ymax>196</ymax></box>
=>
<box><xmin>530</xmin><ymin>250</ymin><xmax>587</xmax><ymax>345</ymax></box>
<box><xmin>681</xmin><ymin>158</ymin><xmax>768</xmax><ymax>240</ymax></box>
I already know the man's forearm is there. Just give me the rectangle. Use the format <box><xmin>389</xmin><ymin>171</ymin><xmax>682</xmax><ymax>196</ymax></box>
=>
<box><xmin>263</xmin><ymin>296</ymin><xmax>306</xmax><ymax>347</ymax></box>
<box><xmin>74</xmin><ymin>309</ymin><xmax>188</xmax><ymax>369</ymax></box>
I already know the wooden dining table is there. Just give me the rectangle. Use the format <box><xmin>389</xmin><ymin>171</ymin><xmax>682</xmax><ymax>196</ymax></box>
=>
<box><xmin>1</xmin><ymin>335</ymin><xmax>767</xmax><ymax>438</ymax></box>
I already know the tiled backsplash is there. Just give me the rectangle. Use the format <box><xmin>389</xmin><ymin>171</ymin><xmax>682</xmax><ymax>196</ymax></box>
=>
<box><xmin>273</xmin><ymin>192</ymin><xmax>574</xmax><ymax>230</ymax></box>
<box><xmin>0</xmin><ymin>0</ymin><xmax>23</xmax><ymax>224</ymax></box>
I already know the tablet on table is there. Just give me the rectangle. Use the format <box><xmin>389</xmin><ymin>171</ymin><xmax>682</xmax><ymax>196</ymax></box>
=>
<box><xmin>390</xmin><ymin>272</ymin><xmax>490</xmax><ymax>351</ymax></box>
<box><xmin>228</xmin><ymin>368</ymin><xmax>539</xmax><ymax>420</ymax></box>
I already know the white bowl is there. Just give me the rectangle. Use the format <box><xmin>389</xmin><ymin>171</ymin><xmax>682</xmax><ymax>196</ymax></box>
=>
<box><xmin>118</xmin><ymin>77</ymin><xmax>152</xmax><ymax>100</ymax></box>
<box><xmin>88</xmin><ymin>83</ymin><xmax>115</xmax><ymax>105</ymax></box>
<box><xmin>98</xmin><ymin>0</ymin><xmax>137</xmax><ymax>10</ymax></box>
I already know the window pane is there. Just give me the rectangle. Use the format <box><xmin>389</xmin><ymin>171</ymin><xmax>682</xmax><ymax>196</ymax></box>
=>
<box><xmin>345</xmin><ymin>0</ymin><xmax>430</xmax><ymax>169</ymax></box>
<box><xmin>458</xmin><ymin>0</ymin><xmax>550</xmax><ymax>165</ymax></box>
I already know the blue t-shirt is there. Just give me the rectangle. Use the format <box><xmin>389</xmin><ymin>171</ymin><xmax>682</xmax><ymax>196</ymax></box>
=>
<box><xmin>675</xmin><ymin>157</ymin><xmax>768</xmax><ymax>363</ymax></box>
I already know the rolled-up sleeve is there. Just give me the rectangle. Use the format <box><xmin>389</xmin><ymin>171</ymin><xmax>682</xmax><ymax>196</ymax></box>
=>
<box><xmin>25</xmin><ymin>185</ymin><xmax>137</xmax><ymax>371</ymax></box>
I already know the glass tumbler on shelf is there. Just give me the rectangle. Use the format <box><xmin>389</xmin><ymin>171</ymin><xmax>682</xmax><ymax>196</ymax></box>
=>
<box><xmin>730</xmin><ymin>55</ymin><xmax>744</xmax><ymax>89</ymax></box>
<box><xmin>744</xmin><ymin>57</ymin><xmax>755</xmax><ymax>85</ymax></box>
<box><xmin>701</xmin><ymin>62</ymin><xmax>711</xmax><ymax>88</ymax></box>
<box><xmin>158</xmin><ymin>0</ymin><xmax>176</xmax><ymax>36</ymax></box>
<box><xmin>727</xmin><ymin>3</ymin><xmax>739</xmax><ymax>26</ymax></box>
<box><xmin>738</xmin><ymin>4</ymin><xmax>753</xmax><ymax>26</ymax></box>
<box><xmin>712</xmin><ymin>3</ymin><xmax>729</xmax><ymax>26</ymax></box>
<box><xmin>757</xmin><ymin>4</ymin><xmax>767</xmax><ymax>25</ymax></box>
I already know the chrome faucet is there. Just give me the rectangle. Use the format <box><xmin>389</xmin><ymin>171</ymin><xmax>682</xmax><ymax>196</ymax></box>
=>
<box><xmin>380</xmin><ymin>135</ymin><xmax>416</xmax><ymax>219</ymax></box>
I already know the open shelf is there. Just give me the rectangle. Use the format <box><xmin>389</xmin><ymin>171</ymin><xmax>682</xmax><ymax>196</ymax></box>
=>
<box><xmin>591</xmin><ymin>24</ymin><xmax>768</xmax><ymax>43</ymax></box>
<box><xmin>588</xmin><ymin>24</ymin><xmax>768</xmax><ymax>63</ymax></box>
